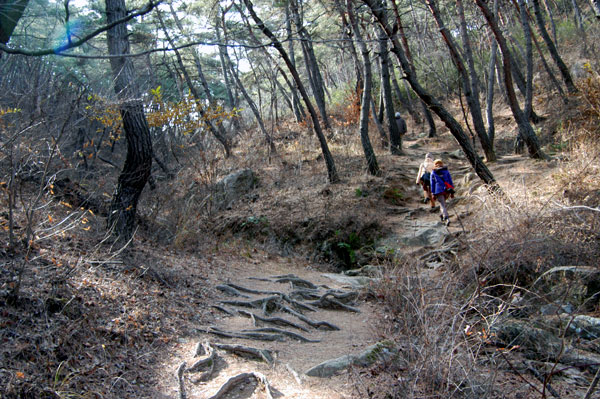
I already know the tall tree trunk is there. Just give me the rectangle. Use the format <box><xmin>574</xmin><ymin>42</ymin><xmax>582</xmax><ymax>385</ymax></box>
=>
<box><xmin>363</xmin><ymin>0</ymin><xmax>498</xmax><ymax>188</ymax></box>
<box><xmin>168</xmin><ymin>3</ymin><xmax>231</xmax><ymax>145</ymax></box>
<box><xmin>486</xmin><ymin>40</ymin><xmax>498</xmax><ymax>145</ymax></box>
<box><xmin>391</xmin><ymin>72</ymin><xmax>421</xmax><ymax>124</ymax></box>
<box><xmin>531</xmin><ymin>0</ymin><xmax>578</xmax><ymax>94</ymax></box>
<box><xmin>347</xmin><ymin>0</ymin><xmax>379</xmax><ymax>175</ymax></box>
<box><xmin>243</xmin><ymin>0</ymin><xmax>339</xmax><ymax>183</ymax></box>
<box><xmin>227</xmin><ymin>50</ymin><xmax>276</xmax><ymax>153</ymax></box>
<box><xmin>289</xmin><ymin>0</ymin><xmax>331</xmax><ymax>129</ymax></box>
<box><xmin>156</xmin><ymin>10</ymin><xmax>231</xmax><ymax>157</ymax></box>
<box><xmin>378</xmin><ymin>25</ymin><xmax>402</xmax><ymax>155</ymax></box>
<box><xmin>105</xmin><ymin>0</ymin><xmax>153</xmax><ymax>241</ymax></box>
<box><xmin>426</xmin><ymin>0</ymin><xmax>496</xmax><ymax>161</ymax></box>
<box><xmin>591</xmin><ymin>0</ymin><xmax>600</xmax><ymax>18</ymax></box>
<box><xmin>285</xmin><ymin>3</ymin><xmax>304</xmax><ymax>123</ymax></box>
<box><xmin>518</xmin><ymin>0</ymin><xmax>534</xmax><ymax>121</ymax></box>
<box><xmin>216</xmin><ymin>10</ymin><xmax>236</xmax><ymax>111</ymax></box>
<box><xmin>390</xmin><ymin>0</ymin><xmax>436</xmax><ymax>137</ymax></box>
<box><xmin>474</xmin><ymin>0</ymin><xmax>547</xmax><ymax>159</ymax></box>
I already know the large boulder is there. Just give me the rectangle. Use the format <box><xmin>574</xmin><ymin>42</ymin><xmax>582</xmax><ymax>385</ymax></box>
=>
<box><xmin>213</xmin><ymin>169</ymin><xmax>257</xmax><ymax>210</ymax></box>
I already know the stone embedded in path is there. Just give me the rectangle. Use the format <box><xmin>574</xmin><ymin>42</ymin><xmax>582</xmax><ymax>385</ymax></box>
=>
<box><xmin>321</xmin><ymin>273</ymin><xmax>378</xmax><ymax>289</ymax></box>
<box><xmin>305</xmin><ymin>341</ymin><xmax>397</xmax><ymax>378</ymax></box>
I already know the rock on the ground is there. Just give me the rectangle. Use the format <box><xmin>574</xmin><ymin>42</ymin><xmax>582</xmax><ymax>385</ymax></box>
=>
<box><xmin>321</xmin><ymin>273</ymin><xmax>378</xmax><ymax>289</ymax></box>
<box><xmin>213</xmin><ymin>168</ymin><xmax>257</xmax><ymax>210</ymax></box>
<box><xmin>398</xmin><ymin>221</ymin><xmax>449</xmax><ymax>247</ymax></box>
<box><xmin>305</xmin><ymin>341</ymin><xmax>398</xmax><ymax>377</ymax></box>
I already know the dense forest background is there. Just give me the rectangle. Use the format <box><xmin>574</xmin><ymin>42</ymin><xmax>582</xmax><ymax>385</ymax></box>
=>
<box><xmin>1</xmin><ymin>0</ymin><xmax>600</xmax><ymax>397</ymax></box>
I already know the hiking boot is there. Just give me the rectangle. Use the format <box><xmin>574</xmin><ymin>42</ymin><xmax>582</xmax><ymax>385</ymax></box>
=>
<box><xmin>440</xmin><ymin>214</ymin><xmax>444</xmax><ymax>222</ymax></box>
<box><xmin>444</xmin><ymin>217</ymin><xmax>450</xmax><ymax>227</ymax></box>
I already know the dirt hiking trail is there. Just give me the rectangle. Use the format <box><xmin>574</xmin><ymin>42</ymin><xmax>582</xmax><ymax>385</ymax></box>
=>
<box><xmin>155</xmin><ymin>130</ymin><xmax>557</xmax><ymax>399</ymax></box>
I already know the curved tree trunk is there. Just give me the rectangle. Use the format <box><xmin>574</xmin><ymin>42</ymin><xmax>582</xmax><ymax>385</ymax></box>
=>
<box><xmin>243</xmin><ymin>0</ymin><xmax>339</xmax><ymax>183</ymax></box>
<box><xmin>105</xmin><ymin>0</ymin><xmax>153</xmax><ymax>241</ymax></box>
<box><xmin>363</xmin><ymin>0</ymin><xmax>498</xmax><ymax>189</ymax></box>
<box><xmin>0</xmin><ymin>0</ymin><xmax>29</xmax><ymax>47</ymax></box>
<box><xmin>390</xmin><ymin>0</ymin><xmax>436</xmax><ymax>138</ymax></box>
<box><xmin>427</xmin><ymin>0</ymin><xmax>495</xmax><ymax>161</ymax></box>
<box><xmin>531</xmin><ymin>0</ymin><xmax>578</xmax><ymax>94</ymax></box>
<box><xmin>474</xmin><ymin>0</ymin><xmax>547</xmax><ymax>159</ymax></box>
<box><xmin>347</xmin><ymin>0</ymin><xmax>379</xmax><ymax>175</ymax></box>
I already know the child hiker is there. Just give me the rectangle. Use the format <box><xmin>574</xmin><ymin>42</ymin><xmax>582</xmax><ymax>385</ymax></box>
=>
<box><xmin>430</xmin><ymin>159</ymin><xmax>455</xmax><ymax>225</ymax></box>
<box><xmin>415</xmin><ymin>153</ymin><xmax>435</xmax><ymax>209</ymax></box>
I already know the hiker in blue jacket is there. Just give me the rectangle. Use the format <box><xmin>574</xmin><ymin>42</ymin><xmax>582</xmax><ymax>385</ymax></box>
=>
<box><xmin>430</xmin><ymin>159</ymin><xmax>455</xmax><ymax>225</ymax></box>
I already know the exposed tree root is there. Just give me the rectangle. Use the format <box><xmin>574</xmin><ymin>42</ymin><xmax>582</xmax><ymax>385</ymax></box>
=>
<box><xmin>176</xmin><ymin>362</ymin><xmax>186</xmax><ymax>399</ymax></box>
<box><xmin>206</xmin><ymin>372</ymin><xmax>274</xmax><ymax>399</ymax></box>
<box><xmin>241</xmin><ymin>327</ymin><xmax>320</xmax><ymax>342</ymax></box>
<box><xmin>289</xmin><ymin>288</ymin><xmax>322</xmax><ymax>300</ymax></box>
<box><xmin>187</xmin><ymin>342</ymin><xmax>216</xmax><ymax>382</ymax></box>
<box><xmin>286</xmin><ymin>363</ymin><xmax>303</xmax><ymax>386</ymax></box>
<box><xmin>220</xmin><ymin>295</ymin><xmax>282</xmax><ymax>314</ymax></box>
<box><xmin>274</xmin><ymin>275</ymin><xmax>318</xmax><ymax>289</ymax></box>
<box><xmin>207</xmin><ymin>327</ymin><xmax>284</xmax><ymax>342</ymax></box>
<box><xmin>226</xmin><ymin>283</ymin><xmax>280</xmax><ymax>296</ymax></box>
<box><xmin>238</xmin><ymin>309</ymin><xmax>310</xmax><ymax>332</ymax></box>
<box><xmin>280</xmin><ymin>304</ymin><xmax>340</xmax><ymax>330</ymax></box>
<box><xmin>307</xmin><ymin>293</ymin><xmax>361</xmax><ymax>312</ymax></box>
<box><xmin>216</xmin><ymin>284</ymin><xmax>250</xmax><ymax>298</ymax></box>
<box><xmin>213</xmin><ymin>342</ymin><xmax>274</xmax><ymax>364</ymax></box>
<box><xmin>211</xmin><ymin>305</ymin><xmax>236</xmax><ymax>316</ymax></box>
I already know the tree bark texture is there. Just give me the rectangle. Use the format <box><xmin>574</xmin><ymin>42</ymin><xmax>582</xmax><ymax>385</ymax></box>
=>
<box><xmin>243</xmin><ymin>0</ymin><xmax>339</xmax><ymax>183</ymax></box>
<box><xmin>531</xmin><ymin>0</ymin><xmax>578</xmax><ymax>94</ymax></box>
<box><xmin>389</xmin><ymin>0</ymin><xmax>436</xmax><ymax>137</ymax></box>
<box><xmin>363</xmin><ymin>0</ymin><xmax>498</xmax><ymax>188</ymax></box>
<box><xmin>105</xmin><ymin>0</ymin><xmax>152</xmax><ymax>241</ymax></box>
<box><xmin>289</xmin><ymin>0</ymin><xmax>330</xmax><ymax>129</ymax></box>
<box><xmin>474</xmin><ymin>0</ymin><xmax>547</xmax><ymax>159</ymax></box>
<box><xmin>378</xmin><ymin>26</ymin><xmax>402</xmax><ymax>155</ymax></box>
<box><xmin>518</xmin><ymin>0</ymin><xmax>534</xmax><ymax>121</ymax></box>
<box><xmin>285</xmin><ymin>3</ymin><xmax>305</xmax><ymax>123</ymax></box>
<box><xmin>347</xmin><ymin>0</ymin><xmax>379</xmax><ymax>175</ymax></box>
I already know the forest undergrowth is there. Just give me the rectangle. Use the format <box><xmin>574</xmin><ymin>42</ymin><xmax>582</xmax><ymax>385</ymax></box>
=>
<box><xmin>1</xmin><ymin>69</ymin><xmax>600</xmax><ymax>399</ymax></box>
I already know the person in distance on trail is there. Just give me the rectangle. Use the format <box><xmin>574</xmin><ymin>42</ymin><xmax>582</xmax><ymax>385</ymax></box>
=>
<box><xmin>395</xmin><ymin>112</ymin><xmax>407</xmax><ymax>137</ymax></box>
<box><xmin>415</xmin><ymin>152</ymin><xmax>435</xmax><ymax>209</ymax></box>
<box><xmin>430</xmin><ymin>159</ymin><xmax>455</xmax><ymax>226</ymax></box>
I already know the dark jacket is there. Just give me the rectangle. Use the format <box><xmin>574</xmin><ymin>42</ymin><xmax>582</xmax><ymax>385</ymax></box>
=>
<box><xmin>430</xmin><ymin>166</ymin><xmax>454</xmax><ymax>196</ymax></box>
<box><xmin>396</xmin><ymin>117</ymin><xmax>407</xmax><ymax>135</ymax></box>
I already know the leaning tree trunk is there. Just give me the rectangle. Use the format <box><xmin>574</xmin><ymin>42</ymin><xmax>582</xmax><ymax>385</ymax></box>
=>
<box><xmin>243</xmin><ymin>0</ymin><xmax>339</xmax><ymax>183</ymax></box>
<box><xmin>390</xmin><ymin>0</ymin><xmax>436</xmax><ymax>137</ymax></box>
<box><xmin>285</xmin><ymin>3</ymin><xmax>305</xmax><ymax>123</ymax></box>
<box><xmin>289</xmin><ymin>0</ymin><xmax>330</xmax><ymax>129</ymax></box>
<box><xmin>156</xmin><ymin>9</ymin><xmax>231</xmax><ymax>157</ymax></box>
<box><xmin>363</xmin><ymin>0</ymin><xmax>498</xmax><ymax>189</ymax></box>
<box><xmin>105</xmin><ymin>0</ymin><xmax>152</xmax><ymax>241</ymax></box>
<box><xmin>427</xmin><ymin>0</ymin><xmax>495</xmax><ymax>161</ymax></box>
<box><xmin>531</xmin><ymin>0</ymin><xmax>578</xmax><ymax>94</ymax></box>
<box><xmin>346</xmin><ymin>0</ymin><xmax>379</xmax><ymax>175</ymax></box>
<box><xmin>474</xmin><ymin>0</ymin><xmax>547</xmax><ymax>159</ymax></box>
